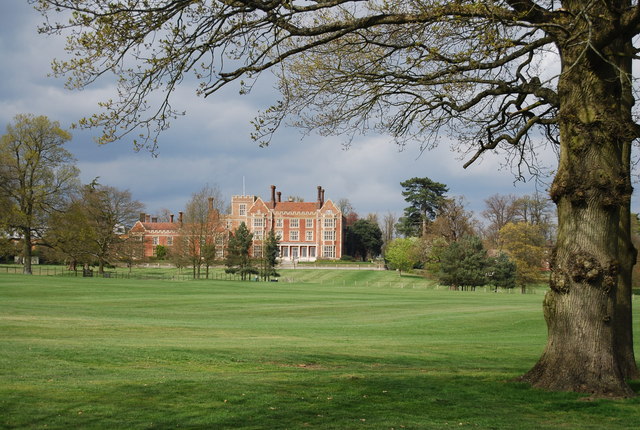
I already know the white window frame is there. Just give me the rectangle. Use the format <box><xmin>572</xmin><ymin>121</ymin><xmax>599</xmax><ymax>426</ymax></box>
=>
<box><xmin>305</xmin><ymin>230</ymin><xmax>313</xmax><ymax>241</ymax></box>
<box><xmin>323</xmin><ymin>230</ymin><xmax>335</xmax><ymax>241</ymax></box>
<box><xmin>306</xmin><ymin>219</ymin><xmax>314</xmax><ymax>228</ymax></box>
<box><xmin>289</xmin><ymin>230</ymin><xmax>299</xmax><ymax>241</ymax></box>
<box><xmin>253</xmin><ymin>217</ymin><xmax>264</xmax><ymax>228</ymax></box>
<box><xmin>323</xmin><ymin>245</ymin><xmax>335</xmax><ymax>258</ymax></box>
<box><xmin>290</xmin><ymin>218</ymin><xmax>299</xmax><ymax>228</ymax></box>
<box><xmin>239</xmin><ymin>204</ymin><xmax>246</xmax><ymax>216</ymax></box>
<box><xmin>276</xmin><ymin>218</ymin><xmax>283</xmax><ymax>228</ymax></box>
<box><xmin>324</xmin><ymin>218</ymin><xmax>335</xmax><ymax>229</ymax></box>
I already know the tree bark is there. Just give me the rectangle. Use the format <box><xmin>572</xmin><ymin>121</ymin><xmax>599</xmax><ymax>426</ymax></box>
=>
<box><xmin>522</xmin><ymin>15</ymin><xmax>637</xmax><ymax>396</ymax></box>
<box><xmin>21</xmin><ymin>228</ymin><xmax>33</xmax><ymax>275</ymax></box>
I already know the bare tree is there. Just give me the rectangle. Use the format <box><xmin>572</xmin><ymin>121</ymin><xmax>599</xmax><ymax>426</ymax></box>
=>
<box><xmin>482</xmin><ymin>194</ymin><xmax>519</xmax><ymax>248</ymax></box>
<box><xmin>176</xmin><ymin>185</ymin><xmax>225</xmax><ymax>279</ymax></box>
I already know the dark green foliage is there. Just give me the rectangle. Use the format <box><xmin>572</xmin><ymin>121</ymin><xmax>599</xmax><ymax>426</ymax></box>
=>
<box><xmin>438</xmin><ymin>236</ymin><xmax>489</xmax><ymax>290</ymax></box>
<box><xmin>398</xmin><ymin>177</ymin><xmax>448</xmax><ymax>237</ymax></box>
<box><xmin>260</xmin><ymin>230</ymin><xmax>280</xmax><ymax>280</ymax></box>
<box><xmin>225</xmin><ymin>222</ymin><xmax>257</xmax><ymax>280</ymax></box>
<box><xmin>395</xmin><ymin>208</ymin><xmax>422</xmax><ymax>238</ymax></box>
<box><xmin>345</xmin><ymin>219</ymin><xmax>383</xmax><ymax>261</ymax></box>
<box><xmin>155</xmin><ymin>245</ymin><xmax>167</xmax><ymax>260</ymax></box>
<box><xmin>488</xmin><ymin>252</ymin><xmax>517</xmax><ymax>290</ymax></box>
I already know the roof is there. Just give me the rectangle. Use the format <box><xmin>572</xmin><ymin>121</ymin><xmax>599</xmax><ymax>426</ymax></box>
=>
<box><xmin>271</xmin><ymin>201</ymin><xmax>321</xmax><ymax>212</ymax></box>
<box><xmin>131</xmin><ymin>221</ymin><xmax>181</xmax><ymax>232</ymax></box>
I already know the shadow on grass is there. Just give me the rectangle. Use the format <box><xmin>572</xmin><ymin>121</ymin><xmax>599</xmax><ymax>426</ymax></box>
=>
<box><xmin>5</xmin><ymin>361</ymin><xmax>639</xmax><ymax>430</ymax></box>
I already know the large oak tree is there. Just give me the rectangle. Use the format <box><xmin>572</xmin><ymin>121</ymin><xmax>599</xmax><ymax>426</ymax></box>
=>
<box><xmin>34</xmin><ymin>0</ymin><xmax>640</xmax><ymax>396</ymax></box>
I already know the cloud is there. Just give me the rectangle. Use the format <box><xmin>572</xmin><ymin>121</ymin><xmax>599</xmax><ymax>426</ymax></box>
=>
<box><xmin>4</xmin><ymin>1</ymin><xmax>640</xmax><ymax>226</ymax></box>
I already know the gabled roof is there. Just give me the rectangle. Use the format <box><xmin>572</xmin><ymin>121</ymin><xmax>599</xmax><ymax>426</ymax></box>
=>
<box><xmin>130</xmin><ymin>221</ymin><xmax>181</xmax><ymax>233</ymax></box>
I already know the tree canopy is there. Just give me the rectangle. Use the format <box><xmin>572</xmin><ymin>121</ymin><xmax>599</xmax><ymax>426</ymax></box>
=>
<box><xmin>0</xmin><ymin>114</ymin><xmax>79</xmax><ymax>274</ymax></box>
<box><xmin>34</xmin><ymin>0</ymin><xmax>640</xmax><ymax>396</ymax></box>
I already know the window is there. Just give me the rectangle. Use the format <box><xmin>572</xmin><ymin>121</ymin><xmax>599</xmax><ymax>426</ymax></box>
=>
<box><xmin>254</xmin><ymin>230</ymin><xmax>263</xmax><ymax>240</ymax></box>
<box><xmin>323</xmin><ymin>230</ymin><xmax>335</xmax><ymax>241</ymax></box>
<box><xmin>289</xmin><ymin>230</ymin><xmax>299</xmax><ymax>241</ymax></box>
<box><xmin>306</xmin><ymin>219</ymin><xmax>314</xmax><ymax>228</ymax></box>
<box><xmin>309</xmin><ymin>247</ymin><xmax>316</xmax><ymax>258</ymax></box>
<box><xmin>305</xmin><ymin>231</ymin><xmax>313</xmax><ymax>241</ymax></box>
<box><xmin>275</xmin><ymin>230</ymin><xmax>283</xmax><ymax>240</ymax></box>
<box><xmin>152</xmin><ymin>236</ymin><xmax>159</xmax><ymax>245</ymax></box>
<box><xmin>253</xmin><ymin>217</ymin><xmax>264</xmax><ymax>228</ymax></box>
<box><xmin>323</xmin><ymin>245</ymin><xmax>335</xmax><ymax>258</ymax></box>
<box><xmin>276</xmin><ymin>218</ymin><xmax>283</xmax><ymax>228</ymax></box>
<box><xmin>239</xmin><ymin>204</ymin><xmax>246</xmax><ymax>216</ymax></box>
<box><xmin>253</xmin><ymin>245</ymin><xmax>262</xmax><ymax>257</ymax></box>
<box><xmin>324</xmin><ymin>218</ymin><xmax>335</xmax><ymax>228</ymax></box>
<box><xmin>281</xmin><ymin>247</ymin><xmax>289</xmax><ymax>257</ymax></box>
<box><xmin>290</xmin><ymin>218</ymin><xmax>299</xmax><ymax>228</ymax></box>
<box><xmin>301</xmin><ymin>247</ymin><xmax>307</xmax><ymax>258</ymax></box>
<box><xmin>167</xmin><ymin>237</ymin><xmax>173</xmax><ymax>246</ymax></box>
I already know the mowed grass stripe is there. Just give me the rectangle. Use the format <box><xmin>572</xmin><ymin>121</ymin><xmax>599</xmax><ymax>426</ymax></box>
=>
<box><xmin>1</xmin><ymin>273</ymin><xmax>638</xmax><ymax>429</ymax></box>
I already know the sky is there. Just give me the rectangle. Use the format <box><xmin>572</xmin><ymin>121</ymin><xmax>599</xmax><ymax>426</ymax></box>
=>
<box><xmin>0</xmin><ymin>1</ymin><xmax>604</xmax><ymax>222</ymax></box>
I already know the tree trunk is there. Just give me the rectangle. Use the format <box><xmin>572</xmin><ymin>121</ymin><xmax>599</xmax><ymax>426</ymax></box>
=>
<box><xmin>522</xmin><ymin>22</ymin><xmax>637</xmax><ymax>396</ymax></box>
<box><xmin>21</xmin><ymin>228</ymin><xmax>32</xmax><ymax>275</ymax></box>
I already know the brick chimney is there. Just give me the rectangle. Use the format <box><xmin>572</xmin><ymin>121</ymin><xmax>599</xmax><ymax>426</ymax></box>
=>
<box><xmin>146</xmin><ymin>214</ymin><xmax>151</xmax><ymax>223</ymax></box>
<box><xmin>170</xmin><ymin>214</ymin><xmax>174</xmax><ymax>223</ymax></box>
<box><xmin>270</xmin><ymin>185</ymin><xmax>276</xmax><ymax>206</ymax></box>
<box><xmin>277</xmin><ymin>191</ymin><xmax>282</xmax><ymax>203</ymax></box>
<box><xmin>317</xmin><ymin>186</ymin><xmax>322</xmax><ymax>208</ymax></box>
<box><xmin>179</xmin><ymin>211</ymin><xmax>184</xmax><ymax>224</ymax></box>
<box><xmin>208</xmin><ymin>197</ymin><xmax>214</xmax><ymax>212</ymax></box>
<box><xmin>139</xmin><ymin>212</ymin><xmax>146</xmax><ymax>222</ymax></box>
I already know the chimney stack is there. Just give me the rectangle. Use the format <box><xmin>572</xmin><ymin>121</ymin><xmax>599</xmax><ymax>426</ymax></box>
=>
<box><xmin>321</xmin><ymin>188</ymin><xmax>325</xmax><ymax>207</ymax></box>
<box><xmin>139</xmin><ymin>212</ymin><xmax>146</xmax><ymax>222</ymax></box>
<box><xmin>317</xmin><ymin>186</ymin><xmax>322</xmax><ymax>208</ymax></box>
<box><xmin>146</xmin><ymin>214</ymin><xmax>151</xmax><ymax>223</ymax></box>
<box><xmin>270</xmin><ymin>185</ymin><xmax>276</xmax><ymax>205</ymax></box>
<box><xmin>208</xmin><ymin>197</ymin><xmax>214</xmax><ymax>212</ymax></box>
<box><xmin>152</xmin><ymin>217</ymin><xmax>158</xmax><ymax>223</ymax></box>
<box><xmin>179</xmin><ymin>211</ymin><xmax>184</xmax><ymax>224</ymax></box>
<box><xmin>277</xmin><ymin>191</ymin><xmax>282</xmax><ymax>203</ymax></box>
<box><xmin>170</xmin><ymin>214</ymin><xmax>174</xmax><ymax>223</ymax></box>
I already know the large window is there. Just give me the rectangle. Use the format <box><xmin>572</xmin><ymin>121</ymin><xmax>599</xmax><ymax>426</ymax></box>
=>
<box><xmin>324</xmin><ymin>218</ymin><xmax>335</xmax><ymax>228</ymax></box>
<box><xmin>254</xmin><ymin>230</ymin><xmax>263</xmax><ymax>240</ymax></box>
<box><xmin>306</xmin><ymin>219</ymin><xmax>314</xmax><ymax>228</ymax></box>
<box><xmin>323</xmin><ymin>245</ymin><xmax>335</xmax><ymax>258</ymax></box>
<box><xmin>275</xmin><ymin>230</ymin><xmax>283</xmax><ymax>239</ymax></box>
<box><xmin>309</xmin><ymin>247</ymin><xmax>316</xmax><ymax>258</ymax></box>
<box><xmin>276</xmin><ymin>218</ymin><xmax>283</xmax><ymax>228</ymax></box>
<box><xmin>289</xmin><ymin>230</ymin><xmax>299</xmax><ymax>241</ymax></box>
<box><xmin>152</xmin><ymin>236</ymin><xmax>159</xmax><ymax>245</ymax></box>
<box><xmin>253</xmin><ymin>245</ymin><xmax>262</xmax><ymax>257</ymax></box>
<box><xmin>290</xmin><ymin>218</ymin><xmax>299</xmax><ymax>228</ymax></box>
<box><xmin>281</xmin><ymin>247</ymin><xmax>289</xmax><ymax>258</ymax></box>
<box><xmin>239</xmin><ymin>204</ymin><xmax>246</xmax><ymax>216</ymax></box>
<box><xmin>253</xmin><ymin>217</ymin><xmax>264</xmax><ymax>228</ymax></box>
<box><xmin>323</xmin><ymin>230</ymin><xmax>335</xmax><ymax>241</ymax></box>
<box><xmin>305</xmin><ymin>231</ymin><xmax>313</xmax><ymax>241</ymax></box>
<box><xmin>167</xmin><ymin>237</ymin><xmax>173</xmax><ymax>246</ymax></box>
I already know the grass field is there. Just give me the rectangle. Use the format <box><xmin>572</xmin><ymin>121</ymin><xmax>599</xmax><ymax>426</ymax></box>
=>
<box><xmin>1</xmin><ymin>272</ymin><xmax>639</xmax><ymax>429</ymax></box>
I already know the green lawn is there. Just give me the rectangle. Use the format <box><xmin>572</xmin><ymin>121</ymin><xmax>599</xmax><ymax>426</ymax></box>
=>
<box><xmin>1</xmin><ymin>273</ymin><xmax>639</xmax><ymax>429</ymax></box>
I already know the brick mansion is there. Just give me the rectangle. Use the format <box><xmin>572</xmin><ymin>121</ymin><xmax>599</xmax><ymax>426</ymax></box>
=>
<box><xmin>130</xmin><ymin>185</ymin><xmax>345</xmax><ymax>261</ymax></box>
